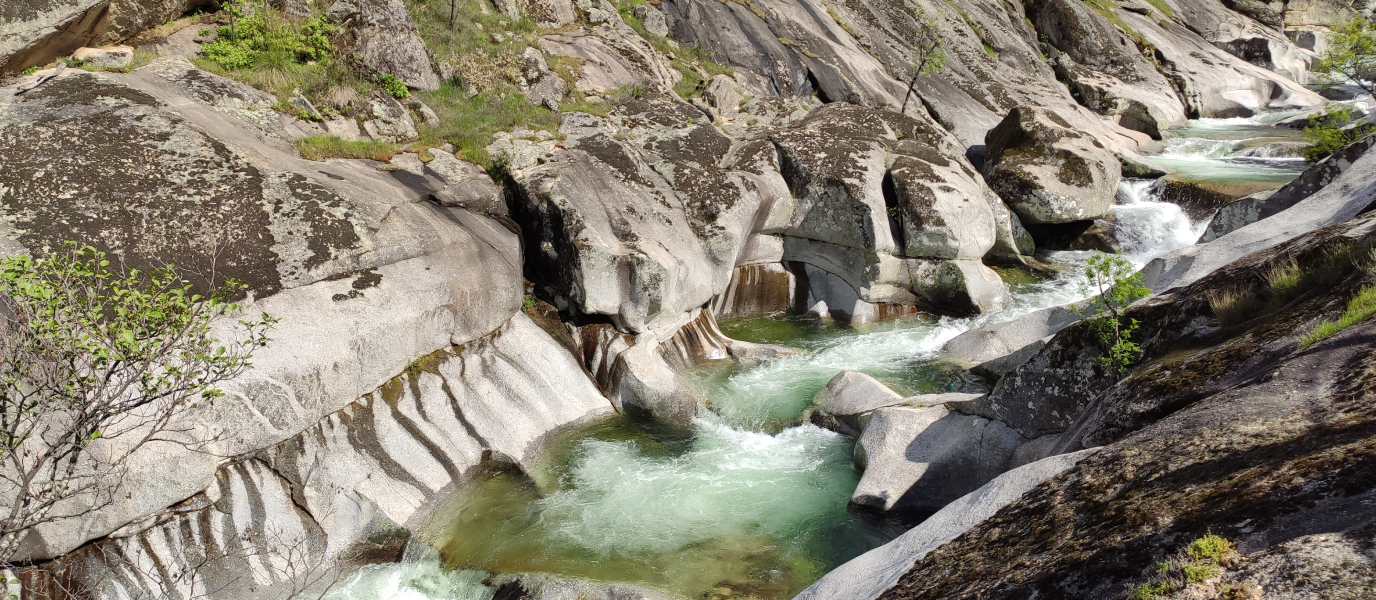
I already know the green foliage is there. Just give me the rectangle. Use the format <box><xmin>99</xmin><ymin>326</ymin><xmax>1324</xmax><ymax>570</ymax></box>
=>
<box><xmin>0</xmin><ymin>244</ymin><xmax>274</xmax><ymax>556</ymax></box>
<box><xmin>1300</xmin><ymin>283</ymin><xmax>1376</xmax><ymax>347</ymax></box>
<box><xmin>900</xmin><ymin>7</ymin><xmax>946</xmax><ymax>115</ymax></box>
<box><xmin>295</xmin><ymin>135</ymin><xmax>402</xmax><ymax>161</ymax></box>
<box><xmin>522</xmin><ymin>294</ymin><xmax>537</xmax><ymax>311</ymax></box>
<box><xmin>377</xmin><ymin>73</ymin><xmax>411</xmax><ymax>98</ymax></box>
<box><xmin>1301</xmin><ymin>105</ymin><xmax>1374</xmax><ymax>162</ymax></box>
<box><xmin>200</xmin><ymin>1</ymin><xmax>335</xmax><ymax>72</ymax></box>
<box><xmin>1129</xmin><ymin>582</ymin><xmax>1171</xmax><ymax>600</ymax></box>
<box><xmin>1182</xmin><ymin>562</ymin><xmax>1217</xmax><ymax>584</ymax></box>
<box><xmin>1074</xmin><ymin>252</ymin><xmax>1151</xmax><ymax>373</ymax></box>
<box><xmin>1187</xmin><ymin>534</ymin><xmax>1235</xmax><ymax>564</ymax></box>
<box><xmin>19</xmin><ymin>66</ymin><xmax>39</xmax><ymax>76</ymax></box>
<box><xmin>1143</xmin><ymin>0</ymin><xmax>1174</xmax><ymax>18</ymax></box>
<box><xmin>1314</xmin><ymin>17</ymin><xmax>1376</xmax><ymax>99</ymax></box>
<box><xmin>414</xmin><ymin>83</ymin><xmax>561</xmax><ymax>166</ymax></box>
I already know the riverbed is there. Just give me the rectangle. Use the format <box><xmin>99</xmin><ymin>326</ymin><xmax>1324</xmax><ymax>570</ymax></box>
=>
<box><xmin>322</xmin><ymin>114</ymin><xmax>1305</xmax><ymax>600</ymax></box>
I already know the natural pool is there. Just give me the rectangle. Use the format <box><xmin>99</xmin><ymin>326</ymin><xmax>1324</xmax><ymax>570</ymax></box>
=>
<box><xmin>324</xmin><ymin>121</ymin><xmax>1293</xmax><ymax>599</ymax></box>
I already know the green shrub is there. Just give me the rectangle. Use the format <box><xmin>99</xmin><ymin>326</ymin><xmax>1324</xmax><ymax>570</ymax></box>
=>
<box><xmin>295</xmin><ymin>135</ymin><xmax>401</xmax><ymax>161</ymax></box>
<box><xmin>378</xmin><ymin>73</ymin><xmax>410</xmax><ymax>99</ymax></box>
<box><xmin>1302</xmin><ymin>105</ymin><xmax>1375</xmax><ymax>162</ymax></box>
<box><xmin>1074</xmin><ymin>252</ymin><xmax>1151</xmax><ymax>373</ymax></box>
<box><xmin>19</xmin><ymin>65</ymin><xmax>40</xmax><ymax>76</ymax></box>
<box><xmin>200</xmin><ymin>2</ymin><xmax>335</xmax><ymax>71</ymax></box>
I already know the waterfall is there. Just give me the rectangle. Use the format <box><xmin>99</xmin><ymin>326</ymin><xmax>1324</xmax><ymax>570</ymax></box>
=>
<box><xmin>1111</xmin><ymin>179</ymin><xmax>1209</xmax><ymax>267</ymax></box>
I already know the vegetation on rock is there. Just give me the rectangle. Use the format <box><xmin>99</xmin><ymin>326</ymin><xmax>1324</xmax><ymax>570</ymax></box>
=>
<box><xmin>1313</xmin><ymin>16</ymin><xmax>1376</xmax><ymax>99</ymax></box>
<box><xmin>0</xmin><ymin>244</ymin><xmax>274</xmax><ymax>562</ymax></box>
<box><xmin>1074</xmin><ymin>252</ymin><xmax>1150</xmax><ymax>372</ymax></box>
<box><xmin>900</xmin><ymin>7</ymin><xmax>946</xmax><ymax>116</ymax></box>
<box><xmin>295</xmin><ymin>135</ymin><xmax>401</xmax><ymax>161</ymax></box>
<box><xmin>1301</xmin><ymin>105</ymin><xmax>1375</xmax><ymax>162</ymax></box>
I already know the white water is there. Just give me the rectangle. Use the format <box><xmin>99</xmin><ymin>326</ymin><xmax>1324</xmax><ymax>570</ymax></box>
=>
<box><xmin>332</xmin><ymin>168</ymin><xmax>1220</xmax><ymax>600</ymax></box>
<box><xmin>1151</xmin><ymin>114</ymin><xmax>1308</xmax><ymax>183</ymax></box>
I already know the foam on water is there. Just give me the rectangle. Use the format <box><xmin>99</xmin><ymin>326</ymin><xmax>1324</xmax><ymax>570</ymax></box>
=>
<box><xmin>1152</xmin><ymin>113</ymin><xmax>1309</xmax><ymax>184</ymax></box>
<box><xmin>323</xmin><ymin>556</ymin><xmax>492</xmax><ymax>600</ymax></box>
<box><xmin>1112</xmin><ymin>179</ymin><xmax>1209</xmax><ymax>266</ymax></box>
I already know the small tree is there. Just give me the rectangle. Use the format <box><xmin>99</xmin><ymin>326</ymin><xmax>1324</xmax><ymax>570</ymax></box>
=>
<box><xmin>1313</xmin><ymin>17</ymin><xmax>1376</xmax><ymax>100</ymax></box>
<box><xmin>1074</xmin><ymin>252</ymin><xmax>1151</xmax><ymax>373</ymax></box>
<box><xmin>0</xmin><ymin>244</ymin><xmax>274</xmax><ymax>564</ymax></box>
<box><xmin>900</xmin><ymin>7</ymin><xmax>947</xmax><ymax>116</ymax></box>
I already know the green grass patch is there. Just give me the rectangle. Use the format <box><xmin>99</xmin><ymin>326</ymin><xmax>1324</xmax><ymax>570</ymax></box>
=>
<box><xmin>1209</xmin><ymin>239</ymin><xmax>1376</xmax><ymax>329</ymax></box>
<box><xmin>295</xmin><ymin>136</ymin><xmax>401</xmax><ymax>161</ymax></box>
<box><xmin>413</xmin><ymin>84</ymin><xmax>560</xmax><ymax>165</ymax></box>
<box><xmin>1144</xmin><ymin>0</ymin><xmax>1174</xmax><ymax>19</ymax></box>
<box><xmin>1085</xmin><ymin>0</ymin><xmax>1152</xmax><ymax>50</ymax></box>
<box><xmin>1300</xmin><ymin>283</ymin><xmax>1376</xmax><ymax>348</ymax></box>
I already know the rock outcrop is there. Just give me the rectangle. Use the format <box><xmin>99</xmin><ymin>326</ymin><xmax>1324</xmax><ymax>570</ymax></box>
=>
<box><xmin>1200</xmin><ymin>133</ymin><xmax>1376</xmax><ymax>242</ymax></box>
<box><xmin>876</xmin><ymin>212</ymin><xmax>1376</xmax><ymax>598</ymax></box>
<box><xmin>327</xmin><ymin>0</ymin><xmax>442</xmax><ymax>91</ymax></box>
<box><xmin>0</xmin><ymin>60</ymin><xmax>612</xmax><ymax>575</ymax></box>
<box><xmin>1</xmin><ymin>0</ymin><xmax>212</xmax><ymax>72</ymax></box>
<box><xmin>851</xmin><ymin>404</ymin><xmax>1025</xmax><ymax>513</ymax></box>
<box><xmin>795</xmin><ymin>449</ymin><xmax>1097</xmax><ymax>600</ymax></box>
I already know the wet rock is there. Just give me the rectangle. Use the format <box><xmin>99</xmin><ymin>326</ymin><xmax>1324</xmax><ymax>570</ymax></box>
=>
<box><xmin>610</xmin><ymin>339</ymin><xmax>701</xmax><ymax>422</ymax></box>
<box><xmin>71</xmin><ymin>45</ymin><xmax>134</xmax><ymax>69</ymax></box>
<box><xmin>983</xmin><ymin>106</ymin><xmax>1120</xmax><ymax>225</ymax></box>
<box><xmin>1022</xmin><ymin>217</ymin><xmax>1122</xmax><ymax>253</ymax></box>
<box><xmin>361</xmin><ymin>95</ymin><xmax>418</xmax><ymax>142</ymax></box>
<box><xmin>795</xmin><ymin>449</ymin><xmax>1096</xmax><ymax>600</ymax></box>
<box><xmin>709</xmin><ymin>262</ymin><xmax>794</xmax><ymax>320</ymax></box>
<box><xmin>851</xmin><ymin>406</ymin><xmax>1026</xmax><ymax>513</ymax></box>
<box><xmin>808</xmin><ymin>370</ymin><xmax>983</xmax><ymax>436</ymax></box>
<box><xmin>493</xmin><ymin>573</ymin><xmax>677</xmax><ymax>600</ymax></box>
<box><xmin>1154</xmin><ymin>176</ymin><xmax>1280</xmax><ymax>221</ymax></box>
<box><xmin>1201</xmin><ymin>132</ymin><xmax>1376</xmax><ymax>242</ymax></box>
<box><xmin>942</xmin><ymin>305</ymin><xmax>1080</xmax><ymax>365</ymax></box>
<box><xmin>906</xmin><ymin>258</ymin><xmax>1006</xmax><ymax>316</ymax></box>
<box><xmin>328</xmin><ymin>0</ymin><xmax>442</xmax><ymax>91</ymax></box>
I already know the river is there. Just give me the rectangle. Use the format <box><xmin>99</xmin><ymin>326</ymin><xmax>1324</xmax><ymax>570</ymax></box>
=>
<box><xmin>320</xmin><ymin>114</ymin><xmax>1304</xmax><ymax>600</ymax></box>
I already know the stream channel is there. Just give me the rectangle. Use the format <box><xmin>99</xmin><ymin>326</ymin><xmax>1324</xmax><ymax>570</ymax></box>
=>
<box><xmin>322</xmin><ymin>114</ymin><xmax>1307</xmax><ymax>600</ymax></box>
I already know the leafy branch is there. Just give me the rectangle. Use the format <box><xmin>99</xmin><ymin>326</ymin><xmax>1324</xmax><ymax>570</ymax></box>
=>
<box><xmin>1073</xmin><ymin>252</ymin><xmax>1150</xmax><ymax>373</ymax></box>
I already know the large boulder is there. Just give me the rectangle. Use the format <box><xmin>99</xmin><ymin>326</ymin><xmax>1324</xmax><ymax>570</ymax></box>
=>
<box><xmin>0</xmin><ymin>60</ymin><xmax>557</xmax><ymax>562</ymax></box>
<box><xmin>768</xmin><ymin>103</ymin><xmax>1008</xmax><ymax>320</ymax></box>
<box><xmin>851</xmin><ymin>405</ymin><xmax>1026</xmax><ymax>513</ymax></box>
<box><xmin>983</xmin><ymin>106</ymin><xmax>1120</xmax><ymax>225</ymax></box>
<box><xmin>327</xmin><ymin>0</ymin><xmax>441</xmax><ymax>91</ymax></box>
<box><xmin>794</xmin><ymin>449</ymin><xmax>1097</xmax><ymax>600</ymax></box>
<box><xmin>502</xmin><ymin>95</ymin><xmax>767</xmax><ymax>334</ymax></box>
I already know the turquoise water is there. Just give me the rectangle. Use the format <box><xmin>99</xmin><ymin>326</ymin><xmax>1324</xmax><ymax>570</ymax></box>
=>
<box><xmin>326</xmin><ymin>131</ymin><xmax>1231</xmax><ymax>600</ymax></box>
<box><xmin>1153</xmin><ymin>114</ymin><xmax>1309</xmax><ymax>184</ymax></box>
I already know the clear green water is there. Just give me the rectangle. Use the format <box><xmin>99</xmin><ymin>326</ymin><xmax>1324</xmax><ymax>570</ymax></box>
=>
<box><xmin>1153</xmin><ymin>114</ymin><xmax>1309</xmax><ymax>184</ymax></box>
<box><xmin>325</xmin><ymin>134</ymin><xmax>1239</xmax><ymax>599</ymax></box>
